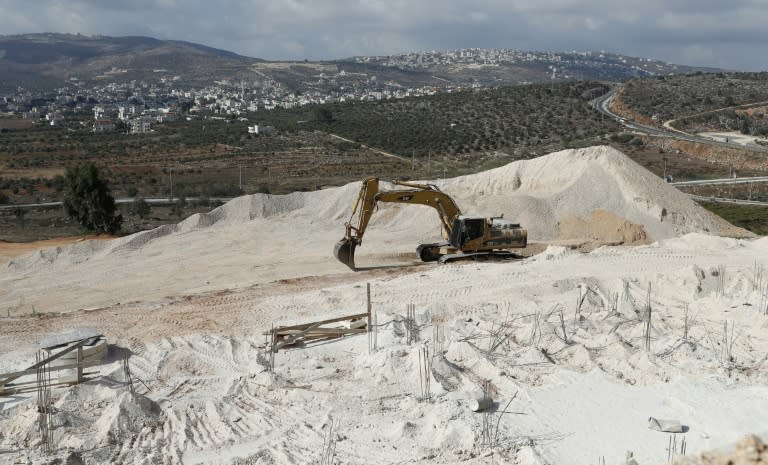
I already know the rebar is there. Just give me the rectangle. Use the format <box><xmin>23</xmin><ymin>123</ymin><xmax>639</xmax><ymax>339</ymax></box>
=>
<box><xmin>480</xmin><ymin>380</ymin><xmax>492</xmax><ymax>446</ymax></box>
<box><xmin>644</xmin><ymin>283</ymin><xmax>652</xmax><ymax>352</ymax></box>
<box><xmin>367</xmin><ymin>283</ymin><xmax>377</xmax><ymax>354</ymax></box>
<box><xmin>418</xmin><ymin>345</ymin><xmax>431</xmax><ymax>401</ymax></box>
<box><xmin>405</xmin><ymin>303</ymin><xmax>418</xmax><ymax>344</ymax></box>
<box><xmin>36</xmin><ymin>351</ymin><xmax>53</xmax><ymax>453</ymax></box>
<box><xmin>432</xmin><ymin>323</ymin><xmax>444</xmax><ymax>357</ymax></box>
<box><xmin>320</xmin><ymin>417</ymin><xmax>337</xmax><ymax>465</ymax></box>
<box><xmin>122</xmin><ymin>354</ymin><xmax>135</xmax><ymax>394</ymax></box>
<box><xmin>753</xmin><ymin>261</ymin><xmax>765</xmax><ymax>292</ymax></box>
<box><xmin>715</xmin><ymin>265</ymin><xmax>726</xmax><ymax>297</ymax></box>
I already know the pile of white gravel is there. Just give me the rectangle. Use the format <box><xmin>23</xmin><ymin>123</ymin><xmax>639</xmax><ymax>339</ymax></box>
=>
<box><xmin>1</xmin><ymin>145</ymin><xmax>749</xmax><ymax>314</ymax></box>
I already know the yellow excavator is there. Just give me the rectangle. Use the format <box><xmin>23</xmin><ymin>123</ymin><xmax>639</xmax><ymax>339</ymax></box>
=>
<box><xmin>333</xmin><ymin>177</ymin><xmax>527</xmax><ymax>270</ymax></box>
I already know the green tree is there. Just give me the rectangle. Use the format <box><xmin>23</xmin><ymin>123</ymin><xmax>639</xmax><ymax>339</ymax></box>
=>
<box><xmin>312</xmin><ymin>107</ymin><xmax>334</xmax><ymax>123</ymax></box>
<box><xmin>741</xmin><ymin>119</ymin><xmax>751</xmax><ymax>135</ymax></box>
<box><xmin>63</xmin><ymin>164</ymin><xmax>123</xmax><ymax>234</ymax></box>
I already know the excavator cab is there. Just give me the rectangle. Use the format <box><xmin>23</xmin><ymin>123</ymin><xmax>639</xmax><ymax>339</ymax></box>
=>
<box><xmin>449</xmin><ymin>217</ymin><xmax>486</xmax><ymax>248</ymax></box>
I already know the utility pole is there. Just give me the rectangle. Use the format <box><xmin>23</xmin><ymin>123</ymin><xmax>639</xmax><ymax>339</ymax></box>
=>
<box><xmin>411</xmin><ymin>150</ymin><xmax>415</xmax><ymax>172</ymax></box>
<box><xmin>239</xmin><ymin>164</ymin><xmax>244</xmax><ymax>191</ymax></box>
<box><xmin>428</xmin><ymin>151</ymin><xmax>431</xmax><ymax>176</ymax></box>
<box><xmin>169</xmin><ymin>167</ymin><xmax>173</xmax><ymax>201</ymax></box>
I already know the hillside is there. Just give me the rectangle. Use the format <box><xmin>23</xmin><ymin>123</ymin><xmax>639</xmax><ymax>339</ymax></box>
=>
<box><xmin>0</xmin><ymin>34</ymin><xmax>725</xmax><ymax>93</ymax></box>
<box><xmin>617</xmin><ymin>72</ymin><xmax>768</xmax><ymax>123</ymax></box>
<box><xmin>258</xmin><ymin>81</ymin><xmax>615</xmax><ymax>157</ymax></box>
<box><xmin>0</xmin><ymin>33</ymin><xmax>259</xmax><ymax>91</ymax></box>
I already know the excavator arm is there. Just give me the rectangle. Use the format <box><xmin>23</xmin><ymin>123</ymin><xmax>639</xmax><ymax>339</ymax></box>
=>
<box><xmin>334</xmin><ymin>177</ymin><xmax>462</xmax><ymax>270</ymax></box>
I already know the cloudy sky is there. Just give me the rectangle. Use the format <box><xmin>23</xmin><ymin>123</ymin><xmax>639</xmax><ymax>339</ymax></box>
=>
<box><xmin>0</xmin><ymin>0</ymin><xmax>766</xmax><ymax>70</ymax></box>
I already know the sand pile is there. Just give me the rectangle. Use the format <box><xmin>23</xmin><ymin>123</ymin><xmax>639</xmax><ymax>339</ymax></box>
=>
<box><xmin>0</xmin><ymin>380</ymin><xmax>163</xmax><ymax>463</ymax></box>
<box><xmin>442</xmin><ymin>145</ymin><xmax>747</xmax><ymax>243</ymax></box>
<box><xmin>672</xmin><ymin>435</ymin><xmax>768</xmax><ymax>465</ymax></box>
<box><xmin>10</xmin><ymin>145</ymin><xmax>744</xmax><ymax>270</ymax></box>
<box><xmin>0</xmin><ymin>145</ymin><xmax>751</xmax><ymax>315</ymax></box>
<box><xmin>2</xmin><ymin>228</ymin><xmax>768</xmax><ymax>464</ymax></box>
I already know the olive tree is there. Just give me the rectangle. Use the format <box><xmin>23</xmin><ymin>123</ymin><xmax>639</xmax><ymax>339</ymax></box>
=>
<box><xmin>63</xmin><ymin>164</ymin><xmax>122</xmax><ymax>234</ymax></box>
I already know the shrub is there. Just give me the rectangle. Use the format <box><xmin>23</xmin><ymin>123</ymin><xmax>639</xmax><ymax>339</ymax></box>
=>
<box><xmin>62</xmin><ymin>163</ymin><xmax>122</xmax><ymax>234</ymax></box>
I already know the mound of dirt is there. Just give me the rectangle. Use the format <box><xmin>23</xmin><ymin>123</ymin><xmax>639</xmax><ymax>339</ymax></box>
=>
<box><xmin>0</xmin><ymin>146</ymin><xmax>752</xmax><ymax>315</ymax></box>
<box><xmin>444</xmin><ymin>145</ymin><xmax>749</xmax><ymax>242</ymax></box>
<box><xmin>672</xmin><ymin>435</ymin><xmax>767</xmax><ymax>465</ymax></box>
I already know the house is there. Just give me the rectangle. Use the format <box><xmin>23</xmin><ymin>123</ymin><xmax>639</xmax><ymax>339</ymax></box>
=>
<box><xmin>47</xmin><ymin>111</ymin><xmax>64</xmax><ymax>126</ymax></box>
<box><xmin>93</xmin><ymin>119</ymin><xmax>114</xmax><ymax>133</ymax></box>
<box><xmin>130</xmin><ymin>116</ymin><xmax>153</xmax><ymax>134</ymax></box>
<box><xmin>23</xmin><ymin>108</ymin><xmax>40</xmax><ymax>120</ymax></box>
<box><xmin>156</xmin><ymin>111</ymin><xmax>178</xmax><ymax>123</ymax></box>
<box><xmin>93</xmin><ymin>105</ymin><xmax>113</xmax><ymax>120</ymax></box>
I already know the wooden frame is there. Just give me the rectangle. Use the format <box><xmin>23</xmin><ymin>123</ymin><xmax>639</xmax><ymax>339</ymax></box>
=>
<box><xmin>269</xmin><ymin>312</ymin><xmax>370</xmax><ymax>353</ymax></box>
<box><xmin>0</xmin><ymin>336</ymin><xmax>102</xmax><ymax>396</ymax></box>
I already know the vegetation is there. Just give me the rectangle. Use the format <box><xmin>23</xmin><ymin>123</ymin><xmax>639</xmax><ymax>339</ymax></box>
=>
<box><xmin>699</xmin><ymin>201</ymin><xmax>768</xmax><ymax>235</ymax></box>
<box><xmin>620</xmin><ymin>72</ymin><xmax>768</xmax><ymax>123</ymax></box>
<box><xmin>257</xmin><ymin>81</ymin><xmax>614</xmax><ymax>157</ymax></box>
<box><xmin>0</xmin><ymin>81</ymin><xmax>616</xmax><ymax>208</ymax></box>
<box><xmin>62</xmin><ymin>163</ymin><xmax>122</xmax><ymax>234</ymax></box>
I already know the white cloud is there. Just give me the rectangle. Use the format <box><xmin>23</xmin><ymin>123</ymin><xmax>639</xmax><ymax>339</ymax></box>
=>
<box><xmin>0</xmin><ymin>0</ymin><xmax>765</xmax><ymax>70</ymax></box>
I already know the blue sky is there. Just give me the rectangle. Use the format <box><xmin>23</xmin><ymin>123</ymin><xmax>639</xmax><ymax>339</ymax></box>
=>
<box><xmin>0</xmin><ymin>0</ymin><xmax>766</xmax><ymax>70</ymax></box>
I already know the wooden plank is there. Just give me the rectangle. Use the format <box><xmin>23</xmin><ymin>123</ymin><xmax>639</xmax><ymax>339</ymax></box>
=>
<box><xmin>268</xmin><ymin>311</ymin><xmax>371</xmax><ymax>354</ymax></box>
<box><xmin>0</xmin><ymin>337</ymin><xmax>95</xmax><ymax>386</ymax></box>
<box><xmin>0</xmin><ymin>376</ymin><xmax>96</xmax><ymax>395</ymax></box>
<box><xmin>274</xmin><ymin>312</ymin><xmax>370</xmax><ymax>332</ymax></box>
<box><xmin>4</xmin><ymin>371</ymin><xmax>99</xmax><ymax>389</ymax></box>
<box><xmin>274</xmin><ymin>322</ymin><xmax>322</xmax><ymax>351</ymax></box>
<box><xmin>0</xmin><ymin>360</ymin><xmax>101</xmax><ymax>380</ymax></box>
<box><xmin>275</xmin><ymin>328</ymin><xmax>367</xmax><ymax>348</ymax></box>
<box><xmin>279</xmin><ymin>327</ymin><xmax>366</xmax><ymax>336</ymax></box>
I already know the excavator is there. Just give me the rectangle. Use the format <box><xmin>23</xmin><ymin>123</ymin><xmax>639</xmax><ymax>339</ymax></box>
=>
<box><xmin>333</xmin><ymin>177</ymin><xmax>527</xmax><ymax>270</ymax></box>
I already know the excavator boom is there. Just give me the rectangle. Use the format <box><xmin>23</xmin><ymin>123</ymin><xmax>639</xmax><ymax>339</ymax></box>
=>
<box><xmin>334</xmin><ymin>177</ymin><xmax>460</xmax><ymax>270</ymax></box>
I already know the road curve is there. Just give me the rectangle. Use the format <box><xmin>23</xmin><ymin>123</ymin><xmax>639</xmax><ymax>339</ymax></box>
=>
<box><xmin>591</xmin><ymin>86</ymin><xmax>768</xmax><ymax>153</ymax></box>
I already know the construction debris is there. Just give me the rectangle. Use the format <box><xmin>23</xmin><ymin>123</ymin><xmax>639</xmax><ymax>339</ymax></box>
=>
<box><xmin>0</xmin><ymin>331</ymin><xmax>106</xmax><ymax>396</ymax></box>
<box><xmin>648</xmin><ymin>417</ymin><xmax>684</xmax><ymax>433</ymax></box>
<box><xmin>269</xmin><ymin>312</ymin><xmax>370</xmax><ymax>353</ymax></box>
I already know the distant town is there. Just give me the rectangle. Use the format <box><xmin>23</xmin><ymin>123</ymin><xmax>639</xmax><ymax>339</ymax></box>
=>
<box><xmin>0</xmin><ymin>69</ymin><xmax>450</xmax><ymax>135</ymax></box>
<box><xmin>0</xmin><ymin>48</ymin><xmax>696</xmax><ymax>135</ymax></box>
<box><xmin>351</xmin><ymin>48</ymin><xmax>679</xmax><ymax>79</ymax></box>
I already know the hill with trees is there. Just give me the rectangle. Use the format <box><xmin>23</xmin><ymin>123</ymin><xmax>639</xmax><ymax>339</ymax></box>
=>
<box><xmin>258</xmin><ymin>81</ymin><xmax>615</xmax><ymax>159</ymax></box>
<box><xmin>618</xmin><ymin>72</ymin><xmax>768</xmax><ymax>124</ymax></box>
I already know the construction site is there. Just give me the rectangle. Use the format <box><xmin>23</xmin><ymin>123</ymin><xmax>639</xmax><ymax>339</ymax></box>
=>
<box><xmin>1</xmin><ymin>145</ymin><xmax>767</xmax><ymax>465</ymax></box>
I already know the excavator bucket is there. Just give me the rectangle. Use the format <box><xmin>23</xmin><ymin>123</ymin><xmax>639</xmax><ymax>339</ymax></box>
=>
<box><xmin>334</xmin><ymin>239</ymin><xmax>357</xmax><ymax>271</ymax></box>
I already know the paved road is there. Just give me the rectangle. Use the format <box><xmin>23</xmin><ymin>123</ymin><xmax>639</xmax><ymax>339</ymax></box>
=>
<box><xmin>590</xmin><ymin>88</ymin><xmax>768</xmax><ymax>206</ymax></box>
<box><xmin>0</xmin><ymin>197</ymin><xmax>234</xmax><ymax>211</ymax></box>
<box><xmin>689</xmin><ymin>195</ymin><xmax>768</xmax><ymax>206</ymax></box>
<box><xmin>591</xmin><ymin>87</ymin><xmax>768</xmax><ymax>153</ymax></box>
<box><xmin>671</xmin><ymin>176</ymin><xmax>768</xmax><ymax>187</ymax></box>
